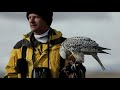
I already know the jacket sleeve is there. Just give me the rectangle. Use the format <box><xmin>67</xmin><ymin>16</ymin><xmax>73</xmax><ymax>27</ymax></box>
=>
<box><xmin>5</xmin><ymin>48</ymin><xmax>19</xmax><ymax>78</ymax></box>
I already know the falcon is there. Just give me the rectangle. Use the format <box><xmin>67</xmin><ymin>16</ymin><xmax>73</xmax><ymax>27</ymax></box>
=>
<box><xmin>59</xmin><ymin>36</ymin><xmax>111</xmax><ymax>71</ymax></box>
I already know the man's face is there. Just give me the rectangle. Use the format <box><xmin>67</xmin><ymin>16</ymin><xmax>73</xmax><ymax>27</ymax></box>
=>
<box><xmin>28</xmin><ymin>13</ymin><xmax>49</xmax><ymax>34</ymax></box>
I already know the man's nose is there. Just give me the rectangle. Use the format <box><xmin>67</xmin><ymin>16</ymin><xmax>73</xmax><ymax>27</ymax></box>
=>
<box><xmin>29</xmin><ymin>17</ymin><xmax>35</xmax><ymax>23</ymax></box>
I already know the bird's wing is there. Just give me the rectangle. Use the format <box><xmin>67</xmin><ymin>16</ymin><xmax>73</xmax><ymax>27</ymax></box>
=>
<box><xmin>71</xmin><ymin>51</ymin><xmax>84</xmax><ymax>63</ymax></box>
<box><xmin>92</xmin><ymin>53</ymin><xmax>106</xmax><ymax>71</ymax></box>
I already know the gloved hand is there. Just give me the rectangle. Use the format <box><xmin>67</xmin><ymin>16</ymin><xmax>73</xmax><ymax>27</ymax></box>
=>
<box><xmin>60</xmin><ymin>61</ymin><xmax>86</xmax><ymax>78</ymax></box>
<box><xmin>15</xmin><ymin>58</ymin><xmax>28</xmax><ymax>78</ymax></box>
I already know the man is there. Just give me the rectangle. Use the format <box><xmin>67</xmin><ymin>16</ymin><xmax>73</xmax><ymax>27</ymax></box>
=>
<box><xmin>5</xmin><ymin>9</ymin><xmax>86</xmax><ymax>78</ymax></box>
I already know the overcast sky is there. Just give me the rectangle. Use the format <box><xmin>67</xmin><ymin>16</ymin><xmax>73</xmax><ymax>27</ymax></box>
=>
<box><xmin>0</xmin><ymin>12</ymin><xmax>120</xmax><ymax>77</ymax></box>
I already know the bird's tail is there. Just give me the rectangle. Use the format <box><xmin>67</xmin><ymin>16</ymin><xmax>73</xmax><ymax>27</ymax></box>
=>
<box><xmin>98</xmin><ymin>46</ymin><xmax>111</xmax><ymax>50</ymax></box>
<box><xmin>98</xmin><ymin>46</ymin><xmax>111</xmax><ymax>55</ymax></box>
<box><xmin>100</xmin><ymin>51</ymin><xmax>111</xmax><ymax>55</ymax></box>
<box><xmin>92</xmin><ymin>54</ymin><xmax>106</xmax><ymax>71</ymax></box>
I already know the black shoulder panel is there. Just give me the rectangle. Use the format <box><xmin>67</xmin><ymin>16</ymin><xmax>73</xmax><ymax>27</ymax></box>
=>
<box><xmin>14</xmin><ymin>39</ymin><xmax>31</xmax><ymax>49</ymax></box>
<box><xmin>13</xmin><ymin>40</ymin><xmax>23</xmax><ymax>49</ymax></box>
<box><xmin>50</xmin><ymin>37</ymin><xmax>67</xmax><ymax>45</ymax></box>
<box><xmin>60</xmin><ymin>37</ymin><xmax>67</xmax><ymax>42</ymax></box>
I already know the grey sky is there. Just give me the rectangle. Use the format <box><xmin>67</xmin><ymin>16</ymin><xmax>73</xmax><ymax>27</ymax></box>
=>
<box><xmin>0</xmin><ymin>12</ymin><xmax>120</xmax><ymax>77</ymax></box>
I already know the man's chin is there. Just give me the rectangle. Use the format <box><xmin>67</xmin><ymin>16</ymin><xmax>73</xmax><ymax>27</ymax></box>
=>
<box><xmin>31</xmin><ymin>29</ymin><xmax>37</xmax><ymax>32</ymax></box>
<box><xmin>31</xmin><ymin>29</ymin><xmax>41</xmax><ymax>34</ymax></box>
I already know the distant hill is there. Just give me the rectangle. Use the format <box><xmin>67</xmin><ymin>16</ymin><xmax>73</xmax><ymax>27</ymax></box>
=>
<box><xmin>0</xmin><ymin>71</ymin><xmax>120</xmax><ymax>78</ymax></box>
<box><xmin>86</xmin><ymin>71</ymin><xmax>120</xmax><ymax>78</ymax></box>
<box><xmin>0</xmin><ymin>72</ymin><xmax>5</xmax><ymax>78</ymax></box>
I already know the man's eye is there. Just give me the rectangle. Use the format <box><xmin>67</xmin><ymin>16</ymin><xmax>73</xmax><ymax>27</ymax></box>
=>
<box><xmin>35</xmin><ymin>16</ymin><xmax>40</xmax><ymax>19</ymax></box>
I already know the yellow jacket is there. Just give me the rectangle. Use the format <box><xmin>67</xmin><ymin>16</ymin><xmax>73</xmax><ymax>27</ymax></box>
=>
<box><xmin>5</xmin><ymin>28</ymin><xmax>67</xmax><ymax>78</ymax></box>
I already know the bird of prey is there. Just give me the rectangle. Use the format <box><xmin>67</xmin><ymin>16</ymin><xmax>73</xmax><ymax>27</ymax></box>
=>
<box><xmin>59</xmin><ymin>36</ymin><xmax>111</xmax><ymax>71</ymax></box>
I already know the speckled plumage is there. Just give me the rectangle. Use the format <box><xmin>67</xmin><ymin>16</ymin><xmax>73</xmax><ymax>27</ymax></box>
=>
<box><xmin>60</xmin><ymin>36</ymin><xmax>111</xmax><ymax>71</ymax></box>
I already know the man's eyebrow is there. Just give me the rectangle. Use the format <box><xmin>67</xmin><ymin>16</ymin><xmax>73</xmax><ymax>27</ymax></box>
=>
<box><xmin>28</xmin><ymin>15</ymin><xmax>40</xmax><ymax>17</ymax></box>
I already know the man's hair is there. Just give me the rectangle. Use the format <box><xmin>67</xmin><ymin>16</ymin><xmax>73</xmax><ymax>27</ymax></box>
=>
<box><xmin>26</xmin><ymin>8</ymin><xmax>53</xmax><ymax>27</ymax></box>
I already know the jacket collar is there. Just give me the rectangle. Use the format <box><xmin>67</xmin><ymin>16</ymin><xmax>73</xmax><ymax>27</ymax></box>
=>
<box><xmin>22</xmin><ymin>28</ymin><xmax>62</xmax><ymax>47</ymax></box>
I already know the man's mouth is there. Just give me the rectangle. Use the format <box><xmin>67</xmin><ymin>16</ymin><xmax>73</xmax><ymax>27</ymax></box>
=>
<box><xmin>30</xmin><ymin>25</ymin><xmax>37</xmax><ymax>27</ymax></box>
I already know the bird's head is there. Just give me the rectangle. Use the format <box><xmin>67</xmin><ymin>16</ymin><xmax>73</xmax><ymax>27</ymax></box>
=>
<box><xmin>59</xmin><ymin>45</ymin><xmax>71</xmax><ymax>60</ymax></box>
